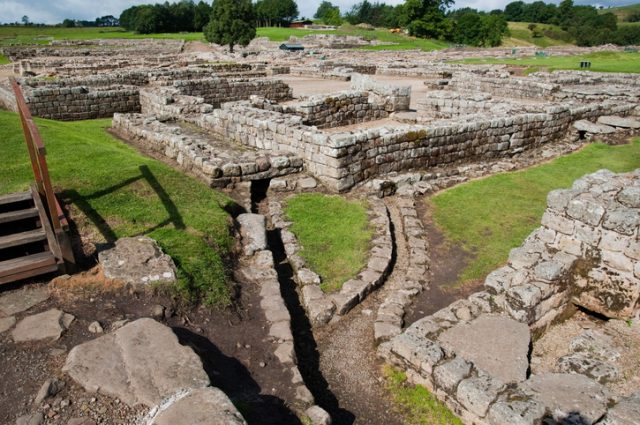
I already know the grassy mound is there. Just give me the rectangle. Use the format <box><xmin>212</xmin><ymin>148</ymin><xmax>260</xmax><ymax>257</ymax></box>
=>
<box><xmin>284</xmin><ymin>193</ymin><xmax>372</xmax><ymax>292</ymax></box>
<box><xmin>431</xmin><ymin>139</ymin><xmax>640</xmax><ymax>286</ymax></box>
<box><xmin>0</xmin><ymin>111</ymin><xmax>235</xmax><ymax>306</ymax></box>
<box><xmin>505</xmin><ymin>22</ymin><xmax>572</xmax><ymax>47</ymax></box>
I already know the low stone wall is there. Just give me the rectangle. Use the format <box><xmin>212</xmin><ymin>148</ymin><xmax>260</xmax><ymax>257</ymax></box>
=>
<box><xmin>419</xmin><ymin>91</ymin><xmax>518</xmax><ymax>118</ymax></box>
<box><xmin>378</xmin><ymin>169</ymin><xmax>640</xmax><ymax>425</ymax></box>
<box><xmin>169</xmin><ymin>78</ymin><xmax>291</xmax><ymax>108</ymax></box>
<box><xmin>268</xmin><ymin>197</ymin><xmax>393</xmax><ymax>325</ymax></box>
<box><xmin>112</xmin><ymin>113</ymin><xmax>303</xmax><ymax>187</ymax></box>
<box><xmin>285</xmin><ymin>91</ymin><xmax>388</xmax><ymax>129</ymax></box>
<box><xmin>25</xmin><ymin>85</ymin><xmax>140</xmax><ymax>120</ymax></box>
<box><xmin>351</xmin><ymin>74</ymin><xmax>411</xmax><ymax>112</ymax></box>
<box><xmin>448</xmin><ymin>74</ymin><xmax>560</xmax><ymax>99</ymax></box>
<box><xmin>318</xmin><ymin>62</ymin><xmax>377</xmax><ymax>74</ymax></box>
<box><xmin>203</xmin><ymin>100</ymin><xmax>636</xmax><ymax>192</ymax></box>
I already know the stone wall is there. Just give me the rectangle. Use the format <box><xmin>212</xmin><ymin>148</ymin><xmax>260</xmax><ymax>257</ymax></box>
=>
<box><xmin>351</xmin><ymin>73</ymin><xmax>411</xmax><ymax>112</ymax></box>
<box><xmin>284</xmin><ymin>91</ymin><xmax>388</xmax><ymax>128</ymax></box>
<box><xmin>378</xmin><ymin>169</ymin><xmax>640</xmax><ymax>425</ymax></box>
<box><xmin>203</xmin><ymin>100</ymin><xmax>636</xmax><ymax>192</ymax></box>
<box><xmin>448</xmin><ymin>73</ymin><xmax>560</xmax><ymax>99</ymax></box>
<box><xmin>169</xmin><ymin>78</ymin><xmax>292</xmax><ymax>108</ymax></box>
<box><xmin>25</xmin><ymin>85</ymin><xmax>140</xmax><ymax>120</ymax></box>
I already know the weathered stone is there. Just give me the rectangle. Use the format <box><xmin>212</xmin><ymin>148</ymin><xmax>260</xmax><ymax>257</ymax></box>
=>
<box><xmin>602</xmin><ymin>207</ymin><xmax>640</xmax><ymax>236</ymax></box>
<box><xmin>302</xmin><ymin>285</ymin><xmax>335</xmax><ymax>325</ymax></box>
<box><xmin>99</xmin><ymin>236</ymin><xmax>177</xmax><ymax>285</ymax></box>
<box><xmin>433</xmin><ymin>356</ymin><xmax>473</xmax><ymax>394</ymax></box>
<box><xmin>521</xmin><ymin>373</ymin><xmax>609</xmax><ymax>425</ymax></box>
<box><xmin>63</xmin><ymin>318</ymin><xmax>210</xmax><ymax>407</ymax></box>
<box><xmin>12</xmin><ymin>309</ymin><xmax>74</xmax><ymax>342</ymax></box>
<box><xmin>566</xmin><ymin>198</ymin><xmax>605</xmax><ymax>226</ymax></box>
<box><xmin>269</xmin><ymin>321</ymin><xmax>292</xmax><ymax>341</ymax></box>
<box><xmin>599</xmin><ymin>392</ymin><xmax>640</xmax><ymax>425</ymax></box>
<box><xmin>596</xmin><ymin>116</ymin><xmax>640</xmax><ymax>129</ymax></box>
<box><xmin>0</xmin><ymin>316</ymin><xmax>16</xmax><ymax>333</ymax></box>
<box><xmin>617</xmin><ymin>186</ymin><xmax>640</xmax><ymax>208</ymax></box>
<box><xmin>148</xmin><ymin>388</ymin><xmax>247</xmax><ymax>425</ymax></box>
<box><xmin>34</xmin><ymin>378</ymin><xmax>64</xmax><ymax>405</ymax></box>
<box><xmin>438</xmin><ymin>315</ymin><xmax>530</xmax><ymax>384</ymax></box>
<box><xmin>390</xmin><ymin>332</ymin><xmax>444</xmax><ymax>374</ymax></box>
<box><xmin>67</xmin><ymin>418</ymin><xmax>96</xmax><ymax>425</ymax></box>
<box><xmin>0</xmin><ymin>286</ymin><xmax>49</xmax><ymax>317</ymax></box>
<box><xmin>299</xmin><ymin>176</ymin><xmax>318</xmax><ymax>189</ymax></box>
<box><xmin>88</xmin><ymin>321</ymin><xmax>103</xmax><ymax>334</ymax></box>
<box><xmin>487</xmin><ymin>396</ymin><xmax>547</xmax><ymax>425</ymax></box>
<box><xmin>374</xmin><ymin>321</ymin><xmax>401</xmax><ymax>343</ymax></box>
<box><xmin>556</xmin><ymin>353</ymin><xmax>619</xmax><ymax>384</ymax></box>
<box><xmin>297</xmin><ymin>268</ymin><xmax>321</xmax><ymax>285</ymax></box>
<box><xmin>16</xmin><ymin>412</ymin><xmax>44</xmax><ymax>425</ymax></box>
<box><xmin>569</xmin><ymin>330</ymin><xmax>620</xmax><ymax>362</ymax></box>
<box><xmin>295</xmin><ymin>385</ymin><xmax>315</xmax><ymax>404</ymax></box>
<box><xmin>456</xmin><ymin>373</ymin><xmax>505</xmax><ymax>418</ymax></box>
<box><xmin>237</xmin><ymin>214</ymin><xmax>268</xmax><ymax>256</ymax></box>
<box><xmin>573</xmin><ymin>120</ymin><xmax>615</xmax><ymax>134</ymax></box>
<box><xmin>484</xmin><ymin>266</ymin><xmax>515</xmax><ymax>294</ymax></box>
<box><xmin>305</xmin><ymin>405</ymin><xmax>332</xmax><ymax>425</ymax></box>
<box><xmin>274</xmin><ymin>341</ymin><xmax>296</xmax><ymax>364</ymax></box>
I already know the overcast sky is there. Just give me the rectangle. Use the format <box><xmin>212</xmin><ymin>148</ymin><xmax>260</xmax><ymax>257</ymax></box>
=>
<box><xmin>0</xmin><ymin>0</ymin><xmax>636</xmax><ymax>24</ymax></box>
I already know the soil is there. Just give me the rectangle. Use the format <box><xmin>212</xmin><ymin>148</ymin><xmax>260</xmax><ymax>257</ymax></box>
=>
<box><xmin>0</xmin><ymin>272</ymin><xmax>303</xmax><ymax>425</ymax></box>
<box><xmin>404</xmin><ymin>197</ymin><xmax>483</xmax><ymax>327</ymax></box>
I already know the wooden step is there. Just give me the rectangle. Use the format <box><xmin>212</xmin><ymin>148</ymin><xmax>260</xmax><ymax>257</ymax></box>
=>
<box><xmin>0</xmin><ymin>252</ymin><xmax>57</xmax><ymax>284</ymax></box>
<box><xmin>0</xmin><ymin>191</ymin><xmax>31</xmax><ymax>207</ymax></box>
<box><xmin>0</xmin><ymin>229</ymin><xmax>47</xmax><ymax>250</ymax></box>
<box><xmin>0</xmin><ymin>208</ymin><xmax>39</xmax><ymax>224</ymax></box>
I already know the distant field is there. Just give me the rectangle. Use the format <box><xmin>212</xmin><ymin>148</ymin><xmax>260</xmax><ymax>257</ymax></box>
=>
<box><xmin>504</xmin><ymin>22</ymin><xmax>572</xmax><ymax>47</ymax></box>
<box><xmin>600</xmin><ymin>3</ymin><xmax>640</xmax><ymax>21</ymax></box>
<box><xmin>257</xmin><ymin>25</ymin><xmax>449</xmax><ymax>51</ymax></box>
<box><xmin>0</xmin><ymin>26</ymin><xmax>205</xmax><ymax>46</ymax></box>
<box><xmin>459</xmin><ymin>51</ymin><xmax>640</xmax><ymax>73</ymax></box>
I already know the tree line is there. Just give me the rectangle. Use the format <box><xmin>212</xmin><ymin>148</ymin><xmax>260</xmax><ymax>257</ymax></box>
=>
<box><xmin>107</xmin><ymin>0</ymin><xmax>639</xmax><ymax>50</ymax></box>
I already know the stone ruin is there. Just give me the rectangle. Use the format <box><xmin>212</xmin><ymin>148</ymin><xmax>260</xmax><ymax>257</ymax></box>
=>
<box><xmin>1</xmin><ymin>37</ymin><xmax>640</xmax><ymax>425</ymax></box>
<box><xmin>379</xmin><ymin>169</ymin><xmax>640</xmax><ymax>425</ymax></box>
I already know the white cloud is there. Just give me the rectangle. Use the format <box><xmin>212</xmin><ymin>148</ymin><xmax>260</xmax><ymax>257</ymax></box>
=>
<box><xmin>0</xmin><ymin>0</ymin><xmax>636</xmax><ymax>25</ymax></box>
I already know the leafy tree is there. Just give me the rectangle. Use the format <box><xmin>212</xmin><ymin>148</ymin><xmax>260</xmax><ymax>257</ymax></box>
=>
<box><xmin>21</xmin><ymin>15</ymin><xmax>30</xmax><ymax>26</ymax></box>
<box><xmin>403</xmin><ymin>0</ymin><xmax>454</xmax><ymax>39</ymax></box>
<box><xmin>194</xmin><ymin>1</ymin><xmax>212</xmax><ymax>31</ymax></box>
<box><xmin>62</xmin><ymin>19</ymin><xmax>76</xmax><ymax>28</ymax></box>
<box><xmin>504</xmin><ymin>1</ymin><xmax>525</xmax><ymax>21</ymax></box>
<box><xmin>315</xmin><ymin>1</ymin><xmax>342</xmax><ymax>25</ymax></box>
<box><xmin>204</xmin><ymin>0</ymin><xmax>256</xmax><ymax>52</ymax></box>
<box><xmin>256</xmin><ymin>0</ymin><xmax>299</xmax><ymax>27</ymax></box>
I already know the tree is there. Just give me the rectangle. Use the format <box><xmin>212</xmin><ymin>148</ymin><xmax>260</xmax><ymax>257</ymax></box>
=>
<box><xmin>62</xmin><ymin>19</ymin><xmax>76</xmax><ymax>28</ymax></box>
<box><xmin>21</xmin><ymin>15</ymin><xmax>30</xmax><ymax>26</ymax></box>
<box><xmin>204</xmin><ymin>0</ymin><xmax>256</xmax><ymax>52</ymax></box>
<box><xmin>403</xmin><ymin>0</ymin><xmax>454</xmax><ymax>39</ymax></box>
<box><xmin>194</xmin><ymin>1</ymin><xmax>212</xmax><ymax>31</ymax></box>
<box><xmin>315</xmin><ymin>1</ymin><xmax>342</xmax><ymax>25</ymax></box>
<box><xmin>256</xmin><ymin>0</ymin><xmax>298</xmax><ymax>27</ymax></box>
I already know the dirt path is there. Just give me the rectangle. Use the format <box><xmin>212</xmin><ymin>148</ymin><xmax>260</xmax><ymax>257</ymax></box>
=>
<box><xmin>311</xmin><ymin>199</ymin><xmax>411</xmax><ymax>425</ymax></box>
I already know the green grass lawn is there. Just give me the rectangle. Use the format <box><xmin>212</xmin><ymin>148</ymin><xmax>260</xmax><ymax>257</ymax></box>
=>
<box><xmin>257</xmin><ymin>25</ymin><xmax>449</xmax><ymax>51</ymax></box>
<box><xmin>384</xmin><ymin>366</ymin><xmax>463</xmax><ymax>425</ymax></box>
<box><xmin>0</xmin><ymin>54</ymin><xmax>9</xmax><ymax>64</ymax></box>
<box><xmin>431</xmin><ymin>139</ymin><xmax>640</xmax><ymax>286</ymax></box>
<box><xmin>459</xmin><ymin>51</ymin><xmax>640</xmax><ymax>73</ymax></box>
<box><xmin>284</xmin><ymin>193</ymin><xmax>372</xmax><ymax>292</ymax></box>
<box><xmin>0</xmin><ymin>26</ymin><xmax>204</xmax><ymax>45</ymax></box>
<box><xmin>0</xmin><ymin>110</ymin><xmax>235</xmax><ymax>306</ymax></box>
<box><xmin>504</xmin><ymin>22</ymin><xmax>571</xmax><ymax>47</ymax></box>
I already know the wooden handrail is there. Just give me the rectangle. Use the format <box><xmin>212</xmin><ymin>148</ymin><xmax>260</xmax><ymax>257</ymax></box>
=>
<box><xmin>10</xmin><ymin>78</ymin><xmax>63</xmax><ymax>232</ymax></box>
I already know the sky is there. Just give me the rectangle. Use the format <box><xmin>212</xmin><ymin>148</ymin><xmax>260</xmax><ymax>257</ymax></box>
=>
<box><xmin>0</xmin><ymin>0</ymin><xmax>637</xmax><ymax>25</ymax></box>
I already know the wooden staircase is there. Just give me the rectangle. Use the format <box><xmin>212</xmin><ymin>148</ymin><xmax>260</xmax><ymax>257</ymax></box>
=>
<box><xmin>0</xmin><ymin>79</ymin><xmax>74</xmax><ymax>286</ymax></box>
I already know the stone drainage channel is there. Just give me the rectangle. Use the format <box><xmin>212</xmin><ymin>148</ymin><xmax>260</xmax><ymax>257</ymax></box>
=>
<box><xmin>246</xmin><ymin>179</ymin><xmax>433</xmax><ymax>425</ymax></box>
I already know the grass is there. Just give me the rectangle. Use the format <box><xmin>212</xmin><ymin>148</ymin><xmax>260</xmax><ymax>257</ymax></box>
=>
<box><xmin>0</xmin><ymin>110</ymin><xmax>235</xmax><ymax>306</ymax></box>
<box><xmin>257</xmin><ymin>25</ymin><xmax>449</xmax><ymax>51</ymax></box>
<box><xmin>384</xmin><ymin>366</ymin><xmax>463</xmax><ymax>425</ymax></box>
<box><xmin>458</xmin><ymin>51</ymin><xmax>640</xmax><ymax>73</ymax></box>
<box><xmin>504</xmin><ymin>22</ymin><xmax>571</xmax><ymax>47</ymax></box>
<box><xmin>0</xmin><ymin>54</ymin><xmax>9</xmax><ymax>64</ymax></box>
<box><xmin>284</xmin><ymin>193</ymin><xmax>372</xmax><ymax>292</ymax></box>
<box><xmin>430</xmin><ymin>139</ymin><xmax>640</xmax><ymax>286</ymax></box>
<box><xmin>600</xmin><ymin>3</ymin><xmax>640</xmax><ymax>21</ymax></box>
<box><xmin>0</xmin><ymin>26</ymin><xmax>204</xmax><ymax>45</ymax></box>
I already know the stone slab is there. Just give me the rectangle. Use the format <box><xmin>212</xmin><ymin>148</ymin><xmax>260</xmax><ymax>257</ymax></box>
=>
<box><xmin>12</xmin><ymin>309</ymin><xmax>74</xmax><ymax>342</ymax></box>
<box><xmin>0</xmin><ymin>316</ymin><xmax>16</xmax><ymax>333</ymax></box>
<box><xmin>99</xmin><ymin>237</ymin><xmax>177</xmax><ymax>285</ymax></box>
<box><xmin>597</xmin><ymin>116</ymin><xmax>640</xmax><ymax>129</ymax></box>
<box><xmin>0</xmin><ymin>287</ymin><xmax>49</xmax><ymax>317</ymax></box>
<box><xmin>521</xmin><ymin>373</ymin><xmax>609</xmax><ymax>425</ymax></box>
<box><xmin>237</xmin><ymin>214</ymin><xmax>268</xmax><ymax>256</ymax></box>
<box><xmin>63</xmin><ymin>318</ymin><xmax>210</xmax><ymax>407</ymax></box>
<box><xmin>599</xmin><ymin>392</ymin><xmax>640</xmax><ymax>425</ymax></box>
<box><xmin>149</xmin><ymin>387</ymin><xmax>246</xmax><ymax>425</ymax></box>
<box><xmin>573</xmin><ymin>120</ymin><xmax>615</xmax><ymax>134</ymax></box>
<box><xmin>438</xmin><ymin>314</ymin><xmax>530</xmax><ymax>384</ymax></box>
